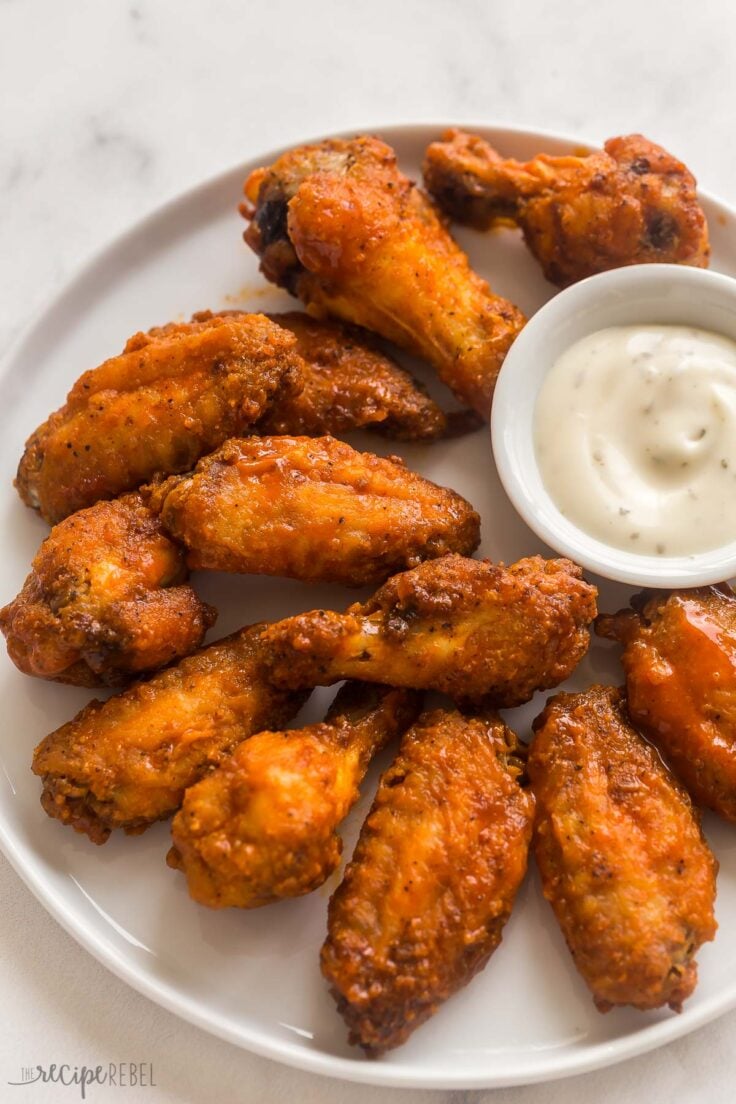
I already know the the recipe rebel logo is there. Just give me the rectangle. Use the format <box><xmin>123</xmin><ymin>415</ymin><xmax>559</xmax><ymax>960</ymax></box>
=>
<box><xmin>8</xmin><ymin>1062</ymin><xmax>156</xmax><ymax>1099</ymax></box>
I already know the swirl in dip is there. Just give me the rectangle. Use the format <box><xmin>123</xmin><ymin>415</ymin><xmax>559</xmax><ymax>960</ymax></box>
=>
<box><xmin>534</xmin><ymin>325</ymin><xmax>736</xmax><ymax>556</ymax></box>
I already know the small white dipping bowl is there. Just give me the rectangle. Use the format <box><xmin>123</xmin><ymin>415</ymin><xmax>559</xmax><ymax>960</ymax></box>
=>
<box><xmin>491</xmin><ymin>263</ymin><xmax>736</xmax><ymax>587</ymax></box>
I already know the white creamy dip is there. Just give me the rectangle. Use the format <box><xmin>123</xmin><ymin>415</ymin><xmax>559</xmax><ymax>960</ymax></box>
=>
<box><xmin>534</xmin><ymin>324</ymin><xmax>736</xmax><ymax>556</ymax></box>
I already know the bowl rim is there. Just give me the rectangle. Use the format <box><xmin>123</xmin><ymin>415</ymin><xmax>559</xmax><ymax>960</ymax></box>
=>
<box><xmin>491</xmin><ymin>263</ymin><xmax>736</xmax><ymax>587</ymax></box>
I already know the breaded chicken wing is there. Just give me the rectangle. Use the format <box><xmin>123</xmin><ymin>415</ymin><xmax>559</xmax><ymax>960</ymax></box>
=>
<box><xmin>597</xmin><ymin>587</ymin><xmax>736</xmax><ymax>822</ymax></box>
<box><xmin>261</xmin><ymin>554</ymin><xmax>597</xmax><ymax>705</ymax></box>
<box><xmin>193</xmin><ymin>309</ymin><xmax>461</xmax><ymax>440</ymax></box>
<box><xmin>168</xmin><ymin>681</ymin><xmax>421</xmax><ymax>908</ymax></box>
<box><xmin>144</xmin><ymin>436</ymin><xmax>480</xmax><ymax>588</ymax></box>
<box><xmin>528</xmin><ymin>686</ymin><xmax>717</xmax><ymax>1012</ymax></box>
<box><xmin>424</xmin><ymin>130</ymin><xmax>709</xmax><ymax>287</ymax></box>
<box><xmin>32</xmin><ymin>625</ymin><xmax>307</xmax><ymax>843</ymax></box>
<box><xmin>241</xmin><ymin>136</ymin><xmax>525</xmax><ymax>417</ymax></box>
<box><xmin>321</xmin><ymin>707</ymin><xmax>534</xmax><ymax>1053</ymax></box>
<box><xmin>0</xmin><ymin>494</ymin><xmax>215</xmax><ymax>687</ymax></box>
<box><xmin>17</xmin><ymin>312</ymin><xmax>303</xmax><ymax>523</ymax></box>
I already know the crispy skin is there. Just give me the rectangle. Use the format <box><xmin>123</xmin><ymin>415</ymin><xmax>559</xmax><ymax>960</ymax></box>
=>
<box><xmin>321</xmin><ymin>707</ymin><xmax>534</xmax><ymax>1053</ymax></box>
<box><xmin>528</xmin><ymin>686</ymin><xmax>717</xmax><ymax>1012</ymax></box>
<box><xmin>194</xmin><ymin>309</ymin><xmax>459</xmax><ymax>440</ymax></box>
<box><xmin>261</xmin><ymin>554</ymin><xmax>597</xmax><ymax>706</ymax></box>
<box><xmin>168</xmin><ymin>682</ymin><xmax>421</xmax><ymax>909</ymax></box>
<box><xmin>242</xmin><ymin>135</ymin><xmax>525</xmax><ymax>417</ymax></box>
<box><xmin>424</xmin><ymin>130</ymin><xmax>709</xmax><ymax>287</ymax></box>
<box><xmin>597</xmin><ymin>586</ymin><xmax>736</xmax><ymax>821</ymax></box>
<box><xmin>32</xmin><ymin>625</ymin><xmax>307</xmax><ymax>843</ymax></box>
<box><xmin>144</xmin><ymin>436</ymin><xmax>480</xmax><ymax>588</ymax></box>
<box><xmin>17</xmin><ymin>313</ymin><xmax>303</xmax><ymax>523</ymax></box>
<box><xmin>0</xmin><ymin>494</ymin><xmax>215</xmax><ymax>687</ymax></box>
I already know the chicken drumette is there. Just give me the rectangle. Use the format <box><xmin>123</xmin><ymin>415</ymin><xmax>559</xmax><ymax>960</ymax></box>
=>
<box><xmin>597</xmin><ymin>586</ymin><xmax>736</xmax><ymax>822</ymax></box>
<box><xmin>17</xmin><ymin>312</ymin><xmax>303</xmax><ymax>523</ymax></box>
<box><xmin>0</xmin><ymin>494</ymin><xmax>215</xmax><ymax>686</ymax></box>
<box><xmin>261</xmin><ymin>554</ymin><xmax>597</xmax><ymax>706</ymax></box>
<box><xmin>168</xmin><ymin>681</ymin><xmax>421</xmax><ymax>909</ymax></box>
<box><xmin>424</xmin><ymin>130</ymin><xmax>709</xmax><ymax>287</ymax></box>
<box><xmin>529</xmin><ymin>686</ymin><xmax>717</xmax><ymax>1012</ymax></box>
<box><xmin>321</xmin><ymin>707</ymin><xmax>534</xmax><ymax>1053</ymax></box>
<box><xmin>32</xmin><ymin>625</ymin><xmax>307</xmax><ymax>843</ymax></box>
<box><xmin>242</xmin><ymin>135</ymin><xmax>525</xmax><ymax>417</ymax></box>
<box><xmin>144</xmin><ymin>435</ymin><xmax>480</xmax><ymax>588</ymax></box>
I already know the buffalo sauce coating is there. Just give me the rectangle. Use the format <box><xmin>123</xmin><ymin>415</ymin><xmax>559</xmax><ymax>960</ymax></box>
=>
<box><xmin>528</xmin><ymin>685</ymin><xmax>717</xmax><ymax>1012</ymax></box>
<box><xmin>167</xmin><ymin>682</ymin><xmax>421</xmax><ymax>908</ymax></box>
<box><xmin>320</xmin><ymin>707</ymin><xmax>533</xmax><ymax>1053</ymax></box>
<box><xmin>597</xmin><ymin>586</ymin><xmax>736</xmax><ymax>820</ymax></box>
<box><xmin>31</xmin><ymin>625</ymin><xmax>307</xmax><ymax>843</ymax></box>
<box><xmin>143</xmin><ymin>435</ymin><xmax>480</xmax><ymax>588</ymax></box>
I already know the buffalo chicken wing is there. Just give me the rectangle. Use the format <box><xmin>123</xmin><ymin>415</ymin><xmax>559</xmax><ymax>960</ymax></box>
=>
<box><xmin>424</xmin><ymin>130</ymin><xmax>709</xmax><ymax>287</ymax></box>
<box><xmin>0</xmin><ymin>494</ymin><xmax>215</xmax><ymax>686</ymax></box>
<box><xmin>261</xmin><ymin>554</ymin><xmax>597</xmax><ymax>706</ymax></box>
<box><xmin>528</xmin><ymin>686</ymin><xmax>717</xmax><ymax>1012</ymax></box>
<box><xmin>168</xmin><ymin>681</ymin><xmax>421</xmax><ymax>908</ymax></box>
<box><xmin>242</xmin><ymin>136</ymin><xmax>525</xmax><ymax>417</ymax></box>
<box><xmin>321</xmin><ymin>707</ymin><xmax>533</xmax><ymax>1053</ymax></box>
<box><xmin>144</xmin><ymin>435</ymin><xmax>480</xmax><ymax>588</ymax></box>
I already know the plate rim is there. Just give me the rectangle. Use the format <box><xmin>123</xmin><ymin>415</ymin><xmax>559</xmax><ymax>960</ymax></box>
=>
<box><xmin>2</xmin><ymin>119</ymin><xmax>735</xmax><ymax>1090</ymax></box>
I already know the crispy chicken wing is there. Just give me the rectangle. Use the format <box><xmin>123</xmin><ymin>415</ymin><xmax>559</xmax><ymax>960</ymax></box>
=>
<box><xmin>193</xmin><ymin>309</ymin><xmax>462</xmax><ymax>440</ymax></box>
<box><xmin>321</xmin><ymin>707</ymin><xmax>534</xmax><ymax>1053</ymax></box>
<box><xmin>242</xmin><ymin>135</ymin><xmax>525</xmax><ymax>417</ymax></box>
<box><xmin>597</xmin><ymin>587</ymin><xmax>736</xmax><ymax>821</ymax></box>
<box><xmin>528</xmin><ymin>686</ymin><xmax>717</xmax><ymax>1012</ymax></box>
<box><xmin>144</xmin><ymin>436</ymin><xmax>480</xmax><ymax>588</ymax></box>
<box><xmin>0</xmin><ymin>494</ymin><xmax>215</xmax><ymax>687</ymax></box>
<box><xmin>17</xmin><ymin>312</ymin><xmax>303</xmax><ymax>523</ymax></box>
<box><xmin>32</xmin><ymin>625</ymin><xmax>307</xmax><ymax>843</ymax></box>
<box><xmin>424</xmin><ymin>130</ymin><xmax>709</xmax><ymax>287</ymax></box>
<box><xmin>261</xmin><ymin>554</ymin><xmax>597</xmax><ymax>706</ymax></box>
<box><xmin>167</xmin><ymin>681</ymin><xmax>421</xmax><ymax>909</ymax></box>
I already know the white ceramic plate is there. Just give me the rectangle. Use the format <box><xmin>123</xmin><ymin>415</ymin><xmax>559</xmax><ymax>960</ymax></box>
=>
<box><xmin>3</xmin><ymin>124</ymin><xmax>736</xmax><ymax>1091</ymax></box>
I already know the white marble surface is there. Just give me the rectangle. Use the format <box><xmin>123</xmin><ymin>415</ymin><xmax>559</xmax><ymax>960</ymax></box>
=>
<box><xmin>3</xmin><ymin>0</ymin><xmax>736</xmax><ymax>1100</ymax></box>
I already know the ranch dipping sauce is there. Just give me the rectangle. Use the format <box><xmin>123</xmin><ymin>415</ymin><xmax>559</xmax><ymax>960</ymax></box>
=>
<box><xmin>534</xmin><ymin>324</ymin><xmax>736</xmax><ymax>556</ymax></box>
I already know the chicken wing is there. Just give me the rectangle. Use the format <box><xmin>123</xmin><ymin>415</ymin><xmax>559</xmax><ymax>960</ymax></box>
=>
<box><xmin>597</xmin><ymin>586</ymin><xmax>736</xmax><ymax>821</ymax></box>
<box><xmin>261</xmin><ymin>554</ymin><xmax>597</xmax><ymax>705</ymax></box>
<box><xmin>167</xmin><ymin>681</ymin><xmax>421</xmax><ymax>908</ymax></box>
<box><xmin>193</xmin><ymin>309</ymin><xmax>463</xmax><ymax>440</ymax></box>
<box><xmin>32</xmin><ymin>625</ymin><xmax>307</xmax><ymax>843</ymax></box>
<box><xmin>424</xmin><ymin>130</ymin><xmax>709</xmax><ymax>287</ymax></box>
<box><xmin>17</xmin><ymin>312</ymin><xmax>303</xmax><ymax>523</ymax></box>
<box><xmin>321</xmin><ymin>707</ymin><xmax>533</xmax><ymax>1053</ymax></box>
<box><xmin>241</xmin><ymin>135</ymin><xmax>525</xmax><ymax>417</ymax></box>
<box><xmin>0</xmin><ymin>494</ymin><xmax>215</xmax><ymax>687</ymax></box>
<box><xmin>528</xmin><ymin>686</ymin><xmax>717</xmax><ymax>1012</ymax></box>
<box><xmin>143</xmin><ymin>435</ymin><xmax>480</xmax><ymax>588</ymax></box>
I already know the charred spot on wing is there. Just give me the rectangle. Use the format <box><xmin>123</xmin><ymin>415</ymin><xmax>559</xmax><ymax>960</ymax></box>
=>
<box><xmin>255</xmin><ymin>196</ymin><xmax>289</xmax><ymax>250</ymax></box>
<box><xmin>646</xmin><ymin>210</ymin><xmax>678</xmax><ymax>251</ymax></box>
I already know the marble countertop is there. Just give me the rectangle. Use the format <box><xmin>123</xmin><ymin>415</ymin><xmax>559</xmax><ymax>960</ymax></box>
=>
<box><xmin>3</xmin><ymin>1</ymin><xmax>736</xmax><ymax>1101</ymax></box>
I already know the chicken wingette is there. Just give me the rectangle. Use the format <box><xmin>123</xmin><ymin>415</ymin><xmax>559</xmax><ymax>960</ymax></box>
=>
<box><xmin>17</xmin><ymin>312</ymin><xmax>303</xmax><ymax>523</ymax></box>
<box><xmin>167</xmin><ymin>681</ymin><xmax>421</xmax><ymax>908</ymax></box>
<box><xmin>0</xmin><ymin>494</ymin><xmax>215</xmax><ymax>686</ymax></box>
<box><xmin>144</xmin><ymin>436</ymin><xmax>480</xmax><ymax>588</ymax></box>
<box><xmin>424</xmin><ymin>130</ymin><xmax>709</xmax><ymax>287</ymax></box>
<box><xmin>32</xmin><ymin>625</ymin><xmax>307</xmax><ymax>843</ymax></box>
<box><xmin>597</xmin><ymin>586</ymin><xmax>736</xmax><ymax>822</ymax></box>
<box><xmin>261</xmin><ymin>553</ymin><xmax>597</xmax><ymax>706</ymax></box>
<box><xmin>528</xmin><ymin>686</ymin><xmax>717</xmax><ymax>1012</ymax></box>
<box><xmin>321</xmin><ymin>707</ymin><xmax>534</xmax><ymax>1053</ymax></box>
<box><xmin>193</xmin><ymin>309</ymin><xmax>458</xmax><ymax>440</ymax></box>
<box><xmin>241</xmin><ymin>135</ymin><xmax>525</xmax><ymax>417</ymax></box>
